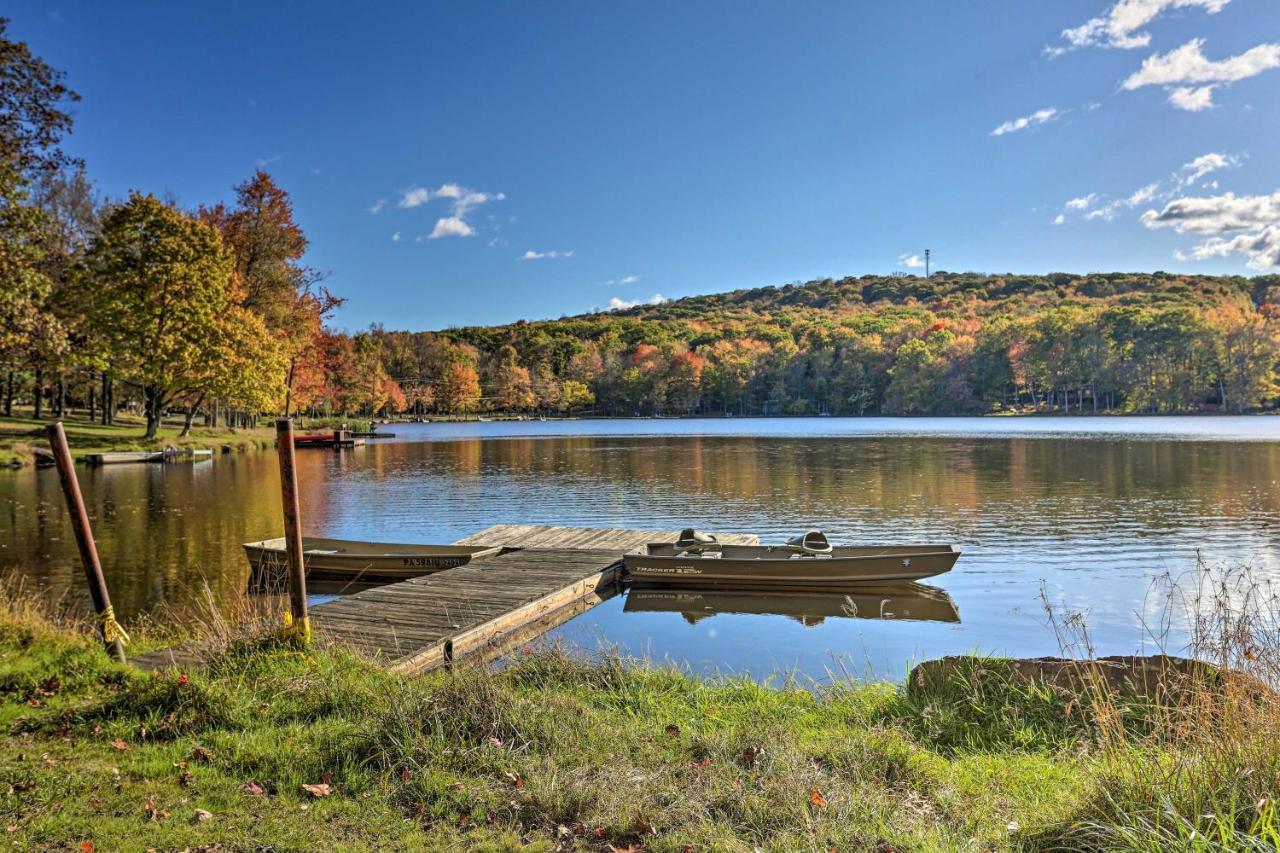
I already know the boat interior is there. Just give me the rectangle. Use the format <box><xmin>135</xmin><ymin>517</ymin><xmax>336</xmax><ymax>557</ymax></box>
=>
<box><xmin>646</xmin><ymin>529</ymin><xmax>957</xmax><ymax>560</ymax></box>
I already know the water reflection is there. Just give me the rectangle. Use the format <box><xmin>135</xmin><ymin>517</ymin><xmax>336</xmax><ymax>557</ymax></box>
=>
<box><xmin>2</xmin><ymin>420</ymin><xmax>1279</xmax><ymax>679</ymax></box>
<box><xmin>623</xmin><ymin>583</ymin><xmax>960</xmax><ymax>626</ymax></box>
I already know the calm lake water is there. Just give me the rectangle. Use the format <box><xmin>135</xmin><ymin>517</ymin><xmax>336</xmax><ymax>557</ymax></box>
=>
<box><xmin>3</xmin><ymin>416</ymin><xmax>1279</xmax><ymax>680</ymax></box>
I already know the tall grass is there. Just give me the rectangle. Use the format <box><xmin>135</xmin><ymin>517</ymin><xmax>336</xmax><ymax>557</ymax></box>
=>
<box><xmin>1034</xmin><ymin>557</ymin><xmax>1280</xmax><ymax>850</ymax></box>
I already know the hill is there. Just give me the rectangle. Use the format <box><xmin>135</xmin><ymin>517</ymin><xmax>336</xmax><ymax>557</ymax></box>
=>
<box><xmin>355</xmin><ymin>272</ymin><xmax>1280</xmax><ymax>418</ymax></box>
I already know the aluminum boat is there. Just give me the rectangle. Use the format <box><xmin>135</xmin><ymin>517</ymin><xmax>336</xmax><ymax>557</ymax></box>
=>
<box><xmin>624</xmin><ymin>529</ymin><xmax>960</xmax><ymax>587</ymax></box>
<box><xmin>243</xmin><ymin>537</ymin><xmax>501</xmax><ymax>582</ymax></box>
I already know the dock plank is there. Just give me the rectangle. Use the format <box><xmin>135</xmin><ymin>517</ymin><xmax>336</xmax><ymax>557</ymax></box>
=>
<box><xmin>133</xmin><ymin>525</ymin><xmax>758</xmax><ymax>674</ymax></box>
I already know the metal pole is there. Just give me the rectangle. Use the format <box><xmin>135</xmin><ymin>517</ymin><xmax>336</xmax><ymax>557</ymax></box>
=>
<box><xmin>275</xmin><ymin>418</ymin><xmax>310</xmax><ymax>643</ymax></box>
<box><xmin>44</xmin><ymin>423</ymin><xmax>127</xmax><ymax>663</ymax></box>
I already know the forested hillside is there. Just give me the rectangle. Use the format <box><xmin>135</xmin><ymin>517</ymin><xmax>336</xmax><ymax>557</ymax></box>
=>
<box><xmin>4</xmin><ymin>22</ymin><xmax>1278</xmax><ymax>425</ymax></box>
<box><xmin>352</xmin><ymin>272</ymin><xmax>1280</xmax><ymax>417</ymax></box>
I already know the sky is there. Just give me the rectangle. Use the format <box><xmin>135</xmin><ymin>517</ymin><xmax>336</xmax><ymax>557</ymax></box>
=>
<box><xmin>7</xmin><ymin>1</ymin><xmax>1280</xmax><ymax>330</ymax></box>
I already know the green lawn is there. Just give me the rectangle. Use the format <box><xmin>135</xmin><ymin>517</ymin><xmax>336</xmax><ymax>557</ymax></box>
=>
<box><xmin>0</xmin><ymin>411</ymin><xmax>276</xmax><ymax>467</ymax></box>
<box><xmin>2</xmin><ymin>596</ymin><xmax>1276</xmax><ymax>851</ymax></box>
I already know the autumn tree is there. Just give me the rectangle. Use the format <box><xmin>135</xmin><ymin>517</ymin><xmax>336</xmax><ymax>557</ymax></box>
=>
<box><xmin>79</xmin><ymin>193</ymin><xmax>240</xmax><ymax>438</ymax></box>
<box><xmin>0</xmin><ymin>17</ymin><xmax>79</xmax><ymax>416</ymax></box>
<box><xmin>201</xmin><ymin>171</ymin><xmax>340</xmax><ymax>417</ymax></box>
<box><xmin>559</xmin><ymin>379</ymin><xmax>594</xmax><ymax>415</ymax></box>
<box><xmin>489</xmin><ymin>345</ymin><xmax>535</xmax><ymax>411</ymax></box>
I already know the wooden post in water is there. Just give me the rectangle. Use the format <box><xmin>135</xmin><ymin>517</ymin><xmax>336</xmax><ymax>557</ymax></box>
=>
<box><xmin>275</xmin><ymin>418</ymin><xmax>311</xmax><ymax>644</ymax></box>
<box><xmin>44</xmin><ymin>423</ymin><xmax>127</xmax><ymax>663</ymax></box>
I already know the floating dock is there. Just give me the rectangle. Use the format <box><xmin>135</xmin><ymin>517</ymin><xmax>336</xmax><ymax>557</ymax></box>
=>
<box><xmin>131</xmin><ymin>524</ymin><xmax>758</xmax><ymax>673</ymax></box>
<box><xmin>292</xmin><ymin>430</ymin><xmax>364</xmax><ymax>448</ymax></box>
<box><xmin>86</xmin><ymin>448</ymin><xmax>215</xmax><ymax>465</ymax></box>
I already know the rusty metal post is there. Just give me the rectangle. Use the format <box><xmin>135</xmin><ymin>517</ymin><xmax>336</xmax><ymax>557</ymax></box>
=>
<box><xmin>44</xmin><ymin>423</ymin><xmax>127</xmax><ymax>663</ymax></box>
<box><xmin>275</xmin><ymin>418</ymin><xmax>310</xmax><ymax>643</ymax></box>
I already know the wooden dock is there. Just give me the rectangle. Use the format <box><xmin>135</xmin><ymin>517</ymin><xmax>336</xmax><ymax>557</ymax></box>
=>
<box><xmin>132</xmin><ymin>525</ymin><xmax>757</xmax><ymax>674</ymax></box>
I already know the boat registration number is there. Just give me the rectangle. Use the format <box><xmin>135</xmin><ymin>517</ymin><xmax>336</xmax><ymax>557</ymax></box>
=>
<box><xmin>401</xmin><ymin>558</ymin><xmax>458</xmax><ymax>568</ymax></box>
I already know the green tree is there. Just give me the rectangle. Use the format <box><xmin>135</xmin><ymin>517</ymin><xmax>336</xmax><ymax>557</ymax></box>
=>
<box><xmin>79</xmin><ymin>193</ymin><xmax>235</xmax><ymax>438</ymax></box>
<box><xmin>559</xmin><ymin>380</ymin><xmax>594</xmax><ymax>415</ymax></box>
<box><xmin>0</xmin><ymin>17</ymin><xmax>80</xmax><ymax>415</ymax></box>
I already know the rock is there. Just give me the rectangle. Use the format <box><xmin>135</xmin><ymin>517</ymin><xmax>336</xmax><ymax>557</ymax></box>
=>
<box><xmin>907</xmin><ymin>654</ymin><xmax>1263</xmax><ymax>703</ymax></box>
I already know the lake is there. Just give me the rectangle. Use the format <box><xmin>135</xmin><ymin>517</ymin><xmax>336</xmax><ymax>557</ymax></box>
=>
<box><xmin>3</xmin><ymin>416</ymin><xmax>1278</xmax><ymax>680</ymax></box>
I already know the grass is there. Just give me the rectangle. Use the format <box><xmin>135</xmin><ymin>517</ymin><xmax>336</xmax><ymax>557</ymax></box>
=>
<box><xmin>0</xmin><ymin>410</ymin><xmax>276</xmax><ymax>467</ymax></box>
<box><xmin>2</xmin><ymin>565</ymin><xmax>1278</xmax><ymax>851</ymax></box>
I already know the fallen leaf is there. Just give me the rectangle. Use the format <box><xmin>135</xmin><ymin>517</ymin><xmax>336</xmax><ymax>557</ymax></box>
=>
<box><xmin>300</xmin><ymin>783</ymin><xmax>331</xmax><ymax>798</ymax></box>
<box><xmin>664</xmin><ymin>724</ymin><xmax>680</xmax><ymax>737</ymax></box>
<box><xmin>487</xmin><ymin>737</ymin><xmax>503</xmax><ymax>747</ymax></box>
<box><xmin>193</xmin><ymin>808</ymin><xmax>212</xmax><ymax>822</ymax></box>
<box><xmin>449</xmin><ymin>781</ymin><xmax>464</xmax><ymax>790</ymax></box>
<box><xmin>191</xmin><ymin>746</ymin><xmax>211</xmax><ymax>762</ymax></box>
<box><xmin>242</xmin><ymin>782</ymin><xmax>264</xmax><ymax>795</ymax></box>
<box><xmin>110</xmin><ymin>739</ymin><xmax>128</xmax><ymax>751</ymax></box>
<box><xmin>503</xmin><ymin>771</ymin><xmax>524</xmax><ymax>789</ymax></box>
<box><xmin>399</xmin><ymin>769</ymin><xmax>412</xmax><ymax>783</ymax></box>
<box><xmin>809</xmin><ymin>788</ymin><xmax>828</xmax><ymax>808</ymax></box>
<box><xmin>740</xmin><ymin>746</ymin><xmax>764</xmax><ymax>769</ymax></box>
<box><xmin>36</xmin><ymin>676</ymin><xmax>60</xmax><ymax>697</ymax></box>
<box><xmin>6</xmin><ymin>825</ymin><xmax>17</xmax><ymax>834</ymax></box>
<box><xmin>177</xmin><ymin>771</ymin><xmax>193</xmax><ymax>787</ymax></box>
<box><xmin>176</xmin><ymin>673</ymin><xmax>189</xmax><ymax>686</ymax></box>
<box><xmin>79</xmin><ymin>843</ymin><xmax>92</xmax><ymax>852</ymax></box>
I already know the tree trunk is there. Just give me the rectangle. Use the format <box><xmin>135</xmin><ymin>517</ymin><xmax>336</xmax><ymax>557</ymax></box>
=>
<box><xmin>88</xmin><ymin>381</ymin><xmax>96</xmax><ymax>421</ymax></box>
<box><xmin>33</xmin><ymin>369</ymin><xmax>42</xmax><ymax>419</ymax></box>
<box><xmin>284</xmin><ymin>357</ymin><xmax>297</xmax><ymax>418</ymax></box>
<box><xmin>55</xmin><ymin>379</ymin><xmax>65</xmax><ymax>417</ymax></box>
<box><xmin>180</xmin><ymin>400</ymin><xmax>199</xmax><ymax>437</ymax></box>
<box><xmin>3</xmin><ymin>371</ymin><xmax>12</xmax><ymax>417</ymax></box>
<box><xmin>143</xmin><ymin>386</ymin><xmax>162</xmax><ymax>439</ymax></box>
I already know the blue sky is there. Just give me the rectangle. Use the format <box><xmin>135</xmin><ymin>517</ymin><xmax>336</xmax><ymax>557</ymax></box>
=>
<box><xmin>8</xmin><ymin>1</ymin><xmax>1279</xmax><ymax>329</ymax></box>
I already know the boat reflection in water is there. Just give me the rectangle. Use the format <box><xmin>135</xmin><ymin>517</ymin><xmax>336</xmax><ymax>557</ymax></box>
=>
<box><xmin>623</xmin><ymin>582</ymin><xmax>959</xmax><ymax>627</ymax></box>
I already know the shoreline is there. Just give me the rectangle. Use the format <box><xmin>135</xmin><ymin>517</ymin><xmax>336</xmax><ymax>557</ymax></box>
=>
<box><xmin>1</xmin><ymin>598</ymin><xmax>1272</xmax><ymax>851</ymax></box>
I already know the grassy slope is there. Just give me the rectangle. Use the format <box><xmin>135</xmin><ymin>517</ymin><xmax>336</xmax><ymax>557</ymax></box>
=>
<box><xmin>0</xmin><ymin>412</ymin><xmax>275</xmax><ymax>467</ymax></box>
<box><xmin>3</xmin><ymin>601</ymin><xmax>1277</xmax><ymax>851</ymax></box>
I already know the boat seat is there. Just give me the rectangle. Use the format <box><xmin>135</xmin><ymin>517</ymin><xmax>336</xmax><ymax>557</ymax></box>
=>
<box><xmin>674</xmin><ymin>528</ymin><xmax>720</xmax><ymax>554</ymax></box>
<box><xmin>784</xmin><ymin>530</ymin><xmax>833</xmax><ymax>556</ymax></box>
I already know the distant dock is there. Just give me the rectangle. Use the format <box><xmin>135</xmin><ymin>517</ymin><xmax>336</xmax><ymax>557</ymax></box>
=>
<box><xmin>132</xmin><ymin>524</ymin><xmax>758</xmax><ymax>673</ymax></box>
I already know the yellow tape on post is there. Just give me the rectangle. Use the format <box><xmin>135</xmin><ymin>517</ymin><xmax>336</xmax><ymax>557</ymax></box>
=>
<box><xmin>99</xmin><ymin>606</ymin><xmax>131</xmax><ymax>646</ymax></box>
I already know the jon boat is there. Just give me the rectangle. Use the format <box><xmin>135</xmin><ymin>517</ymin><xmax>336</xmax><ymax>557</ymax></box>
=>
<box><xmin>624</xmin><ymin>529</ymin><xmax>961</xmax><ymax>587</ymax></box>
<box><xmin>242</xmin><ymin>537</ymin><xmax>501</xmax><ymax>582</ymax></box>
<box><xmin>624</xmin><ymin>582</ymin><xmax>960</xmax><ymax>625</ymax></box>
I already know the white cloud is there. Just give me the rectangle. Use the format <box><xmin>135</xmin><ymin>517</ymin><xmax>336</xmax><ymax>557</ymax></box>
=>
<box><xmin>399</xmin><ymin>187</ymin><xmax>433</xmax><ymax>208</ymax></box>
<box><xmin>1141</xmin><ymin>191</ymin><xmax>1280</xmax><ymax>269</ymax></box>
<box><xmin>1168</xmin><ymin>85</ymin><xmax>1216</xmax><ymax>110</ymax></box>
<box><xmin>1140</xmin><ymin>191</ymin><xmax>1280</xmax><ymax>235</ymax></box>
<box><xmin>897</xmin><ymin>253</ymin><xmax>926</xmax><ymax>268</ymax></box>
<box><xmin>991</xmin><ymin>107</ymin><xmax>1059</xmax><ymax>136</ymax></box>
<box><xmin>1053</xmin><ymin>0</ymin><xmax>1230</xmax><ymax>54</ymax></box>
<box><xmin>520</xmin><ymin>249</ymin><xmax>574</xmax><ymax>260</ymax></box>
<box><xmin>396</xmin><ymin>182</ymin><xmax>506</xmax><ymax>239</ymax></box>
<box><xmin>605</xmin><ymin>275</ymin><xmax>640</xmax><ymax>285</ymax></box>
<box><xmin>1123</xmin><ymin>39</ymin><xmax>1280</xmax><ymax>110</ymax></box>
<box><xmin>369</xmin><ymin>199</ymin><xmax>386</xmax><ymax>214</ymax></box>
<box><xmin>391</xmin><ymin>231</ymin><xmax>401</xmax><ymax>242</ymax></box>
<box><xmin>1053</xmin><ymin>214</ymin><xmax>1066</xmax><ymax>225</ymax></box>
<box><xmin>1181</xmin><ymin>152</ymin><xmax>1237</xmax><ymax>184</ymax></box>
<box><xmin>1127</xmin><ymin>182</ymin><xmax>1160</xmax><ymax>205</ymax></box>
<box><xmin>607</xmin><ymin>294</ymin><xmax>668</xmax><ymax>311</ymax></box>
<box><xmin>428</xmin><ymin>217</ymin><xmax>476</xmax><ymax>239</ymax></box>
<box><xmin>1187</xmin><ymin>227</ymin><xmax>1280</xmax><ymax>269</ymax></box>
<box><xmin>1066</xmin><ymin>194</ymin><xmax>1097</xmax><ymax>210</ymax></box>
